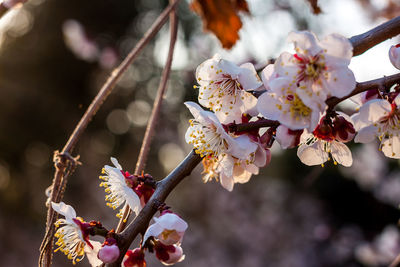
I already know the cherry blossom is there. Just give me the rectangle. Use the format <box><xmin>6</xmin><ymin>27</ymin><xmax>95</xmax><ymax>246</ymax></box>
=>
<box><xmin>353</xmin><ymin>93</ymin><xmax>400</xmax><ymax>159</ymax></box>
<box><xmin>274</xmin><ymin>31</ymin><xmax>356</xmax><ymax>107</ymax></box>
<box><xmin>389</xmin><ymin>44</ymin><xmax>400</xmax><ymax>70</ymax></box>
<box><xmin>257</xmin><ymin>73</ymin><xmax>322</xmax><ymax>131</ymax></box>
<box><xmin>185</xmin><ymin>101</ymin><xmax>257</xmax><ymax>159</ymax></box>
<box><xmin>51</xmin><ymin>202</ymin><xmax>102</xmax><ymax>266</ymax></box>
<box><xmin>143</xmin><ymin>211</ymin><xmax>188</xmax><ymax>246</ymax></box>
<box><xmin>99</xmin><ymin>158</ymin><xmax>141</xmax><ymax>219</ymax></box>
<box><xmin>195</xmin><ymin>54</ymin><xmax>262</xmax><ymax>123</ymax></box>
<box><xmin>297</xmin><ymin>115</ymin><xmax>353</xmax><ymax>167</ymax></box>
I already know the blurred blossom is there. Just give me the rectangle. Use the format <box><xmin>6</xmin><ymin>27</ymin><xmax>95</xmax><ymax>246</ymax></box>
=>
<box><xmin>106</xmin><ymin>109</ymin><xmax>130</xmax><ymax>134</ymax></box>
<box><xmin>0</xmin><ymin>8</ymin><xmax>32</xmax><ymax>48</ymax></box>
<box><xmin>89</xmin><ymin>130</ymin><xmax>115</xmax><ymax>155</ymax></box>
<box><xmin>343</xmin><ymin>143</ymin><xmax>387</xmax><ymax>189</ymax></box>
<box><xmin>0</xmin><ymin>162</ymin><xmax>10</xmax><ymax>190</ymax></box>
<box><xmin>98</xmin><ymin>47</ymin><xmax>118</xmax><ymax>69</ymax></box>
<box><xmin>356</xmin><ymin>225</ymin><xmax>400</xmax><ymax>266</ymax></box>
<box><xmin>63</xmin><ymin>19</ymin><xmax>99</xmax><ymax>62</ymax></box>
<box><xmin>158</xmin><ymin>143</ymin><xmax>185</xmax><ymax>173</ymax></box>
<box><xmin>24</xmin><ymin>141</ymin><xmax>50</xmax><ymax>167</ymax></box>
<box><xmin>373</xmin><ymin>172</ymin><xmax>400</xmax><ymax>207</ymax></box>
<box><xmin>63</xmin><ymin>19</ymin><xmax>118</xmax><ymax>69</ymax></box>
<box><xmin>127</xmin><ymin>100</ymin><xmax>151</xmax><ymax>127</ymax></box>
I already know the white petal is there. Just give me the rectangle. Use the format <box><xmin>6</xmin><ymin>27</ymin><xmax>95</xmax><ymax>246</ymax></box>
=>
<box><xmin>274</xmin><ymin>52</ymin><xmax>298</xmax><ymax>79</ymax></box>
<box><xmin>85</xmin><ymin>241</ymin><xmax>103</xmax><ymax>267</ymax></box>
<box><xmin>256</xmin><ymin>92</ymin><xmax>281</xmax><ymax>120</ymax></box>
<box><xmin>323</xmin><ymin>68</ymin><xmax>356</xmax><ymax>98</ymax></box>
<box><xmin>358</xmin><ymin>99</ymin><xmax>392</xmax><ymax>123</ymax></box>
<box><xmin>320</xmin><ymin>33</ymin><xmax>353</xmax><ymax>65</ymax></box>
<box><xmin>261</xmin><ymin>64</ymin><xmax>276</xmax><ymax>90</ymax></box>
<box><xmin>124</xmin><ymin>187</ymin><xmax>142</xmax><ymax>216</ymax></box>
<box><xmin>104</xmin><ymin>165</ymin><xmax>125</xmax><ymax>183</ymax></box>
<box><xmin>154</xmin><ymin>213</ymin><xmax>188</xmax><ymax>232</ymax></box>
<box><xmin>219</xmin><ymin>58</ymin><xmax>241</xmax><ymax>79</ymax></box>
<box><xmin>354</xmin><ymin>125</ymin><xmax>378</xmax><ymax>143</ymax></box>
<box><xmin>51</xmin><ymin>202</ymin><xmax>77</xmax><ymax>221</ymax></box>
<box><xmin>253</xmin><ymin>144</ymin><xmax>267</xmax><ymax>167</ymax></box>
<box><xmin>331</xmin><ymin>141</ymin><xmax>353</xmax><ymax>167</ymax></box>
<box><xmin>233</xmin><ymin>164</ymin><xmax>253</xmax><ymax>184</ymax></box>
<box><xmin>229</xmin><ymin>135</ymin><xmax>258</xmax><ymax>160</ymax></box>
<box><xmin>275</xmin><ymin>125</ymin><xmax>296</xmax><ymax>149</ymax></box>
<box><xmin>184</xmin><ymin>101</ymin><xmax>203</xmax><ymax>119</ymax></box>
<box><xmin>238</xmin><ymin>62</ymin><xmax>263</xmax><ymax>90</ymax></box>
<box><xmin>297</xmin><ymin>141</ymin><xmax>329</xmax><ymax>166</ymax></box>
<box><xmin>220</xmin><ymin>172</ymin><xmax>234</xmax><ymax>191</ymax></box>
<box><xmin>287</xmin><ymin>31</ymin><xmax>321</xmax><ymax>55</ymax></box>
<box><xmin>110</xmin><ymin>157</ymin><xmax>122</xmax><ymax>170</ymax></box>
<box><xmin>143</xmin><ymin>223</ymin><xmax>164</xmax><ymax>243</ymax></box>
<box><xmin>382</xmin><ymin>136</ymin><xmax>400</xmax><ymax>159</ymax></box>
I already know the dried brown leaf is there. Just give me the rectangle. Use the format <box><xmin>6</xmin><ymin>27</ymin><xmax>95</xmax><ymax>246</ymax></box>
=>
<box><xmin>306</xmin><ymin>0</ymin><xmax>322</xmax><ymax>14</ymax></box>
<box><xmin>190</xmin><ymin>0</ymin><xmax>250</xmax><ymax>49</ymax></box>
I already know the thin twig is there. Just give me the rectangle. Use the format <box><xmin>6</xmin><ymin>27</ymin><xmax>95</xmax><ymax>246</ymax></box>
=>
<box><xmin>228</xmin><ymin>119</ymin><xmax>280</xmax><ymax>133</ymax></box>
<box><xmin>115</xmin><ymin>0</ymin><xmax>179</xmax><ymax>234</ymax></box>
<box><xmin>106</xmin><ymin>151</ymin><xmax>203</xmax><ymax>267</ymax></box>
<box><xmin>38</xmin><ymin>1</ymin><xmax>179</xmax><ymax>266</ymax></box>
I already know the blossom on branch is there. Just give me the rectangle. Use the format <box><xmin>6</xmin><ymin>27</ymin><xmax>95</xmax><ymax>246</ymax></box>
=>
<box><xmin>51</xmin><ymin>202</ymin><xmax>102</xmax><ymax>266</ymax></box>
<box><xmin>143</xmin><ymin>211</ymin><xmax>188</xmax><ymax>246</ymax></box>
<box><xmin>297</xmin><ymin>114</ymin><xmax>354</xmax><ymax>167</ymax></box>
<box><xmin>99</xmin><ymin>158</ymin><xmax>142</xmax><ymax>219</ymax></box>
<box><xmin>353</xmin><ymin>93</ymin><xmax>400</xmax><ymax>159</ymax></box>
<box><xmin>274</xmin><ymin>31</ymin><xmax>355</xmax><ymax>106</ymax></box>
<box><xmin>195</xmin><ymin>54</ymin><xmax>262</xmax><ymax>123</ymax></box>
<box><xmin>185</xmin><ymin>101</ymin><xmax>269</xmax><ymax>190</ymax></box>
<box><xmin>257</xmin><ymin>74</ymin><xmax>322</xmax><ymax>131</ymax></box>
<box><xmin>154</xmin><ymin>242</ymin><xmax>185</xmax><ymax>266</ymax></box>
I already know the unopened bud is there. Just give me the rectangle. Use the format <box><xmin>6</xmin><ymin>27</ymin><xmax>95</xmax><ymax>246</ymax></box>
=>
<box><xmin>154</xmin><ymin>242</ymin><xmax>185</xmax><ymax>266</ymax></box>
<box><xmin>98</xmin><ymin>238</ymin><xmax>120</xmax><ymax>263</ymax></box>
<box><xmin>123</xmin><ymin>248</ymin><xmax>146</xmax><ymax>267</ymax></box>
<box><xmin>389</xmin><ymin>44</ymin><xmax>400</xmax><ymax>70</ymax></box>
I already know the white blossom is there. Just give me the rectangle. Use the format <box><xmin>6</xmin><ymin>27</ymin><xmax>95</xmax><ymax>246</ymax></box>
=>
<box><xmin>143</xmin><ymin>212</ymin><xmax>188</xmax><ymax>246</ymax></box>
<box><xmin>353</xmin><ymin>94</ymin><xmax>400</xmax><ymax>159</ymax></box>
<box><xmin>274</xmin><ymin>31</ymin><xmax>355</xmax><ymax>107</ymax></box>
<box><xmin>51</xmin><ymin>202</ymin><xmax>102</xmax><ymax>266</ymax></box>
<box><xmin>99</xmin><ymin>158</ymin><xmax>141</xmax><ymax>219</ymax></box>
<box><xmin>195</xmin><ymin>54</ymin><xmax>262</xmax><ymax>123</ymax></box>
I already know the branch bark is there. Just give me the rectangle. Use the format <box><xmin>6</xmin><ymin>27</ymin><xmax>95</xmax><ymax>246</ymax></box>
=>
<box><xmin>106</xmin><ymin>151</ymin><xmax>203</xmax><ymax>267</ymax></box>
<box><xmin>350</xmin><ymin>16</ymin><xmax>400</xmax><ymax>57</ymax></box>
<box><xmin>38</xmin><ymin>1</ymin><xmax>179</xmax><ymax>266</ymax></box>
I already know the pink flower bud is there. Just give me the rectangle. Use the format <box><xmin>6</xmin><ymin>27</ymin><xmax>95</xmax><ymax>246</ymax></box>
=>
<box><xmin>123</xmin><ymin>248</ymin><xmax>146</xmax><ymax>267</ymax></box>
<box><xmin>98</xmin><ymin>238</ymin><xmax>120</xmax><ymax>263</ymax></box>
<box><xmin>332</xmin><ymin>115</ymin><xmax>355</xmax><ymax>143</ymax></box>
<box><xmin>154</xmin><ymin>242</ymin><xmax>185</xmax><ymax>266</ymax></box>
<box><xmin>389</xmin><ymin>44</ymin><xmax>400</xmax><ymax>70</ymax></box>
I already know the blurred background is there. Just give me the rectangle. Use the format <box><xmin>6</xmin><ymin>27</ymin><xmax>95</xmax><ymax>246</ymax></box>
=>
<box><xmin>0</xmin><ymin>0</ymin><xmax>400</xmax><ymax>266</ymax></box>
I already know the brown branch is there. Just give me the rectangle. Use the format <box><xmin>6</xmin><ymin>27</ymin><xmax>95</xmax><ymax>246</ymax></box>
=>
<box><xmin>106</xmin><ymin>150</ymin><xmax>203</xmax><ymax>267</ymax></box>
<box><xmin>115</xmin><ymin>0</ymin><xmax>179</xmax><ymax>234</ymax></box>
<box><xmin>350</xmin><ymin>16</ymin><xmax>400</xmax><ymax>57</ymax></box>
<box><xmin>228</xmin><ymin>119</ymin><xmax>280</xmax><ymax>133</ymax></box>
<box><xmin>326</xmin><ymin>72</ymin><xmax>400</xmax><ymax>108</ymax></box>
<box><xmin>38</xmin><ymin>1</ymin><xmax>180</xmax><ymax>266</ymax></box>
